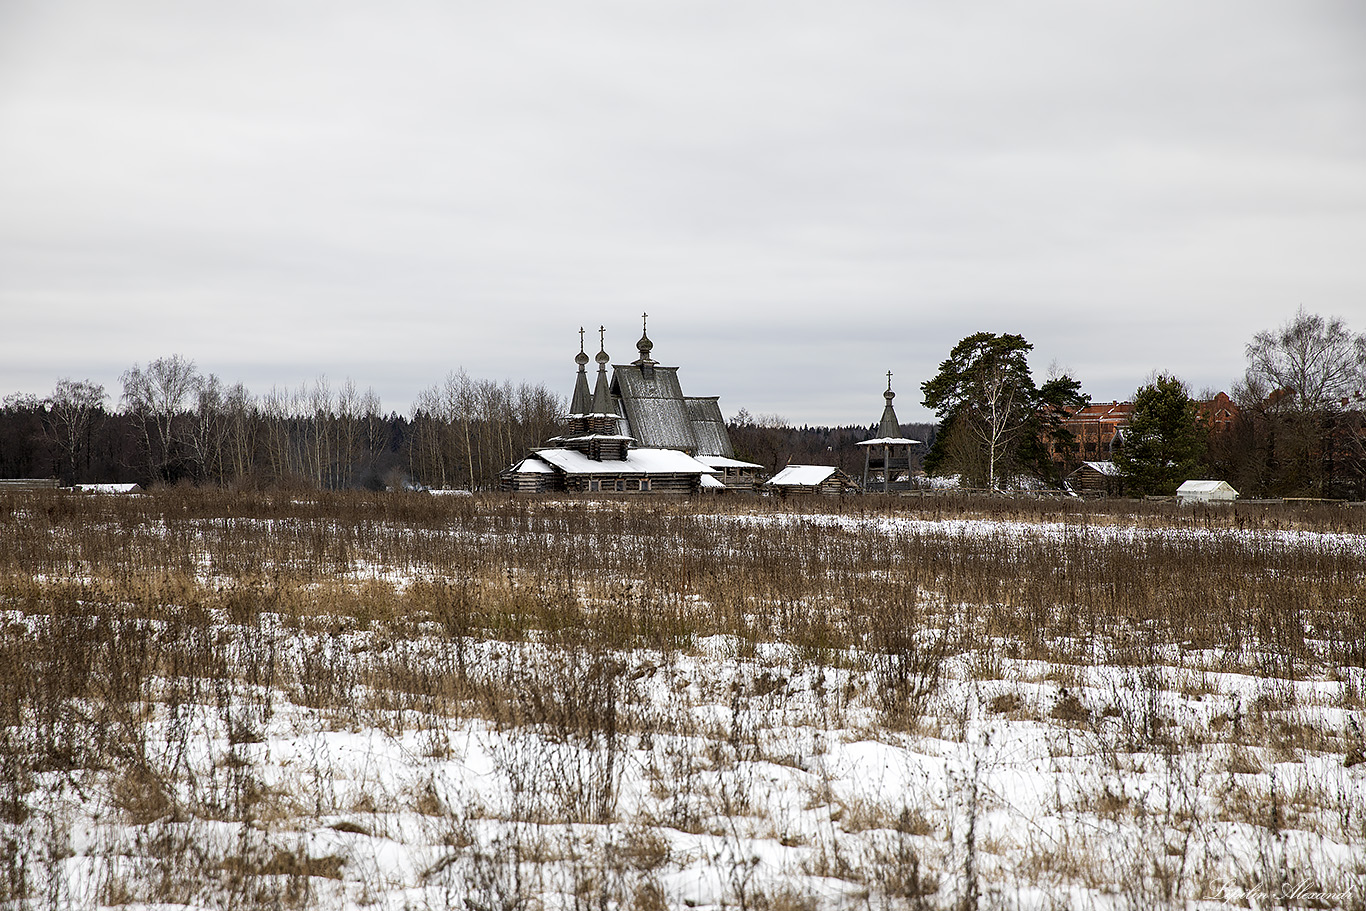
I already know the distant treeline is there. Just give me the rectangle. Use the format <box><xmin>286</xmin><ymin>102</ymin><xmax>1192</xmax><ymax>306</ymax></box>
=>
<box><xmin>0</xmin><ymin>358</ymin><xmax>563</xmax><ymax>491</ymax></box>
<box><xmin>0</xmin><ymin>357</ymin><xmax>931</xmax><ymax>490</ymax></box>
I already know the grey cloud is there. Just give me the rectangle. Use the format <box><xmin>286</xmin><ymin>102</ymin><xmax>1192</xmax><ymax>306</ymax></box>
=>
<box><xmin>2</xmin><ymin>1</ymin><xmax>1363</xmax><ymax>425</ymax></box>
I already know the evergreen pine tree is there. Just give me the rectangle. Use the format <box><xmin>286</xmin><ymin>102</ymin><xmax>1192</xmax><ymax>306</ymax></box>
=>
<box><xmin>1115</xmin><ymin>374</ymin><xmax>1207</xmax><ymax>496</ymax></box>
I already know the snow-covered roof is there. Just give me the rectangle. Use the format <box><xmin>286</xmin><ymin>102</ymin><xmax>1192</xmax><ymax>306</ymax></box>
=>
<box><xmin>1177</xmin><ymin>480</ymin><xmax>1237</xmax><ymax>494</ymax></box>
<box><xmin>73</xmin><ymin>483</ymin><xmax>142</xmax><ymax>493</ymax></box>
<box><xmin>699</xmin><ymin>474</ymin><xmax>726</xmax><ymax>488</ymax></box>
<box><xmin>532</xmin><ymin>447</ymin><xmax>716</xmax><ymax>476</ymax></box>
<box><xmin>766</xmin><ymin>465</ymin><xmax>840</xmax><ymax>486</ymax></box>
<box><xmin>507</xmin><ymin>457</ymin><xmax>556</xmax><ymax>474</ymax></box>
<box><xmin>855</xmin><ymin>437</ymin><xmax>922</xmax><ymax>447</ymax></box>
<box><xmin>1079</xmin><ymin>460</ymin><xmax>1122</xmax><ymax>476</ymax></box>
<box><xmin>698</xmin><ymin>456</ymin><xmax>764</xmax><ymax>469</ymax></box>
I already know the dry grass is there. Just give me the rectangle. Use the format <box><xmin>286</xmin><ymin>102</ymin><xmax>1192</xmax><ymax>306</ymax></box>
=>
<box><xmin>0</xmin><ymin>489</ymin><xmax>1362</xmax><ymax>909</ymax></box>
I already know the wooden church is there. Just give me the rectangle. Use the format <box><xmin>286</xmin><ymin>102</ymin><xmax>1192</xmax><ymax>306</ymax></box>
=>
<box><xmin>501</xmin><ymin>318</ymin><xmax>758</xmax><ymax>494</ymax></box>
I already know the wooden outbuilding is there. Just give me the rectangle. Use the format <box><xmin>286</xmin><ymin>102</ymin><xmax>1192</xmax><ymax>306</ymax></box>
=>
<box><xmin>765</xmin><ymin>464</ymin><xmax>860</xmax><ymax>497</ymax></box>
<box><xmin>0</xmin><ymin>478</ymin><xmax>59</xmax><ymax>491</ymax></box>
<box><xmin>1067</xmin><ymin>460</ymin><xmax>1123</xmax><ymax>496</ymax></box>
<box><xmin>697</xmin><ymin>456</ymin><xmax>765</xmax><ymax>491</ymax></box>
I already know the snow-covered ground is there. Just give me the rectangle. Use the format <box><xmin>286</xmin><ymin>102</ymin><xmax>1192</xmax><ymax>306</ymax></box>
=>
<box><xmin>6</xmin><ymin>505</ymin><xmax>1364</xmax><ymax>909</ymax></box>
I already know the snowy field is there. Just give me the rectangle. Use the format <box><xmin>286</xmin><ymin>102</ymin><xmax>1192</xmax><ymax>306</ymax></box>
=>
<box><xmin>2</xmin><ymin>493</ymin><xmax>1363</xmax><ymax>910</ymax></box>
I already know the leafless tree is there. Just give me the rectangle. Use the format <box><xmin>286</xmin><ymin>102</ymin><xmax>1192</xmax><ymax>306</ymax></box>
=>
<box><xmin>336</xmin><ymin>379</ymin><xmax>362</xmax><ymax>488</ymax></box>
<box><xmin>1238</xmin><ymin>308</ymin><xmax>1366</xmax><ymax>496</ymax></box>
<box><xmin>1245</xmin><ymin>307</ymin><xmax>1365</xmax><ymax>413</ymax></box>
<box><xmin>306</xmin><ymin>377</ymin><xmax>333</xmax><ymax>488</ymax></box>
<box><xmin>120</xmin><ymin>355</ymin><xmax>202</xmax><ymax>483</ymax></box>
<box><xmin>515</xmin><ymin>381</ymin><xmax>561</xmax><ymax>459</ymax></box>
<box><xmin>187</xmin><ymin>374</ymin><xmax>231</xmax><ymax>484</ymax></box>
<box><xmin>259</xmin><ymin>386</ymin><xmax>298</xmax><ymax>483</ymax></box>
<box><xmin>222</xmin><ymin>382</ymin><xmax>259</xmax><ymax>485</ymax></box>
<box><xmin>974</xmin><ymin>364</ymin><xmax>1030</xmax><ymax>490</ymax></box>
<box><xmin>44</xmin><ymin>379</ymin><xmax>106</xmax><ymax>484</ymax></box>
<box><xmin>410</xmin><ymin>370</ymin><xmax>564</xmax><ymax>490</ymax></box>
<box><xmin>747</xmin><ymin>412</ymin><xmax>792</xmax><ymax>474</ymax></box>
<box><xmin>938</xmin><ymin>412</ymin><xmax>990</xmax><ymax>488</ymax></box>
<box><xmin>452</xmin><ymin>369</ymin><xmax>480</xmax><ymax>488</ymax></box>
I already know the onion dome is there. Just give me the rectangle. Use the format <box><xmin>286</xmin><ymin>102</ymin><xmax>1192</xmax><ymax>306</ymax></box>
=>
<box><xmin>592</xmin><ymin>326</ymin><xmax>614</xmax><ymax>414</ymax></box>
<box><xmin>569</xmin><ymin>327</ymin><xmax>591</xmax><ymax>416</ymax></box>
<box><xmin>877</xmin><ymin>371</ymin><xmax>901</xmax><ymax>439</ymax></box>
<box><xmin>633</xmin><ymin>311</ymin><xmax>657</xmax><ymax>366</ymax></box>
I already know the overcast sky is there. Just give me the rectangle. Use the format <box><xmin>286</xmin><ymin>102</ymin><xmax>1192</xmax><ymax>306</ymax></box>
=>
<box><xmin>2</xmin><ymin>1</ymin><xmax>1363</xmax><ymax>425</ymax></box>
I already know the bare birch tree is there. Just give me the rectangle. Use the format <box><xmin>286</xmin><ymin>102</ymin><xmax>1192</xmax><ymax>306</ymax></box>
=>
<box><xmin>120</xmin><ymin>355</ymin><xmax>202</xmax><ymax>483</ymax></box>
<box><xmin>922</xmin><ymin>333</ymin><xmax>1042</xmax><ymax>489</ymax></box>
<box><xmin>222</xmin><ymin>382</ymin><xmax>258</xmax><ymax>485</ymax></box>
<box><xmin>1237</xmin><ymin>308</ymin><xmax>1366</xmax><ymax>496</ymax></box>
<box><xmin>1245</xmin><ymin>307</ymin><xmax>1366</xmax><ymax>412</ymax></box>
<box><xmin>44</xmin><ymin>378</ymin><xmax>107</xmax><ymax>484</ymax></box>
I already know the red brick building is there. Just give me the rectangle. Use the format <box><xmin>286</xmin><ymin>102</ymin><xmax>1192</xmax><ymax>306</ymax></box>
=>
<box><xmin>1061</xmin><ymin>400</ymin><xmax>1133</xmax><ymax>462</ymax></box>
<box><xmin>1051</xmin><ymin>392</ymin><xmax>1239</xmax><ymax>473</ymax></box>
<box><xmin>1199</xmin><ymin>391</ymin><xmax>1238</xmax><ymax>434</ymax></box>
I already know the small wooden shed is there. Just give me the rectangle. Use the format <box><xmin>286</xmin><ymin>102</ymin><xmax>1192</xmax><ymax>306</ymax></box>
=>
<box><xmin>765</xmin><ymin>465</ymin><xmax>860</xmax><ymax>497</ymax></box>
<box><xmin>1067</xmin><ymin>460</ymin><xmax>1123</xmax><ymax>496</ymax></box>
<box><xmin>698</xmin><ymin>456</ymin><xmax>765</xmax><ymax>491</ymax></box>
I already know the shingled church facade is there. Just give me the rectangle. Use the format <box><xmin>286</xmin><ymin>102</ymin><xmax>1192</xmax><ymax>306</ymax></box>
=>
<box><xmin>501</xmin><ymin>318</ymin><xmax>757</xmax><ymax>494</ymax></box>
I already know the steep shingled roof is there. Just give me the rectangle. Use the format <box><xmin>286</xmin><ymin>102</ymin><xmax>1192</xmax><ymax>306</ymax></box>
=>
<box><xmin>603</xmin><ymin>319</ymin><xmax>736</xmax><ymax>458</ymax></box>
<box><xmin>610</xmin><ymin>365</ymin><xmax>697</xmax><ymax>451</ymax></box>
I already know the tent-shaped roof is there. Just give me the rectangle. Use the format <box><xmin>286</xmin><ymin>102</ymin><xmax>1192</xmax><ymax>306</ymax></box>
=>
<box><xmin>856</xmin><ymin>436</ymin><xmax>922</xmax><ymax>447</ymax></box>
<box><xmin>1176</xmin><ymin>479</ymin><xmax>1238</xmax><ymax>497</ymax></box>
<box><xmin>856</xmin><ymin>373</ymin><xmax>922</xmax><ymax>448</ymax></box>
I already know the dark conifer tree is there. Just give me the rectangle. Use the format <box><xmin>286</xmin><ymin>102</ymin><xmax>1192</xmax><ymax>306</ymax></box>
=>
<box><xmin>1114</xmin><ymin>374</ymin><xmax>1207</xmax><ymax>496</ymax></box>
